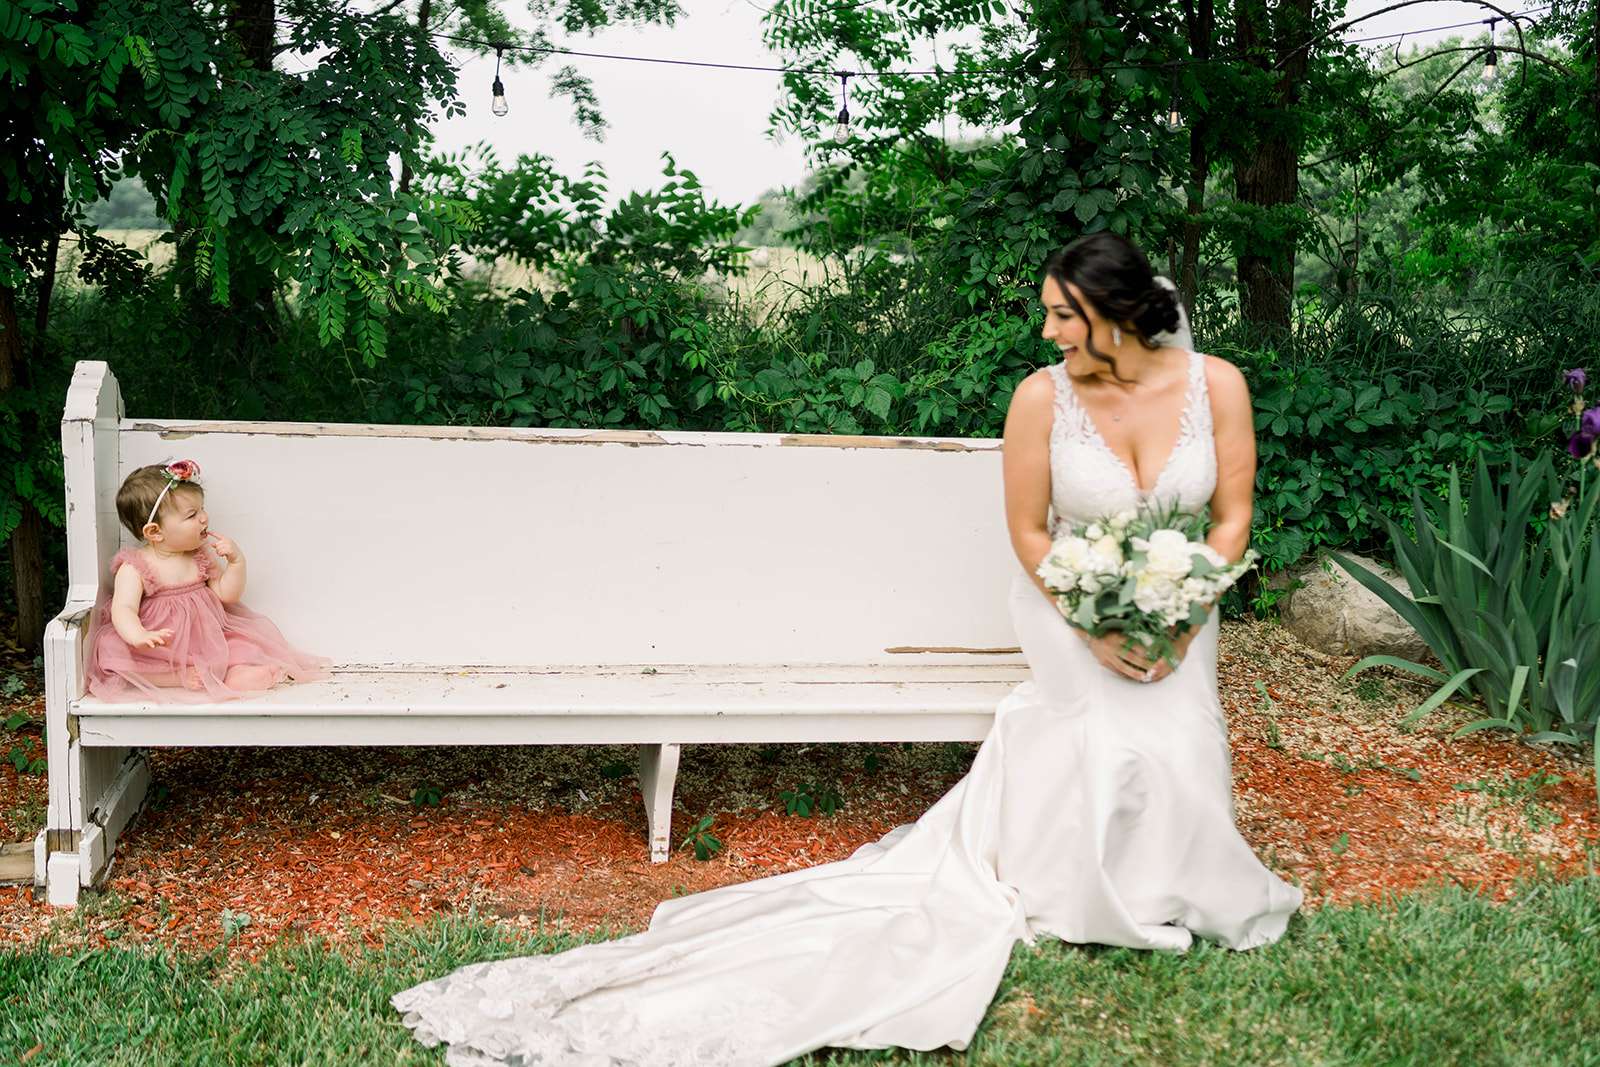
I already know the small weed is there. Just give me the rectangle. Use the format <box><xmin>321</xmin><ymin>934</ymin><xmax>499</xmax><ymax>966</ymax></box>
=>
<box><xmin>779</xmin><ymin>785</ymin><xmax>814</xmax><ymax>817</ymax></box>
<box><xmin>6</xmin><ymin>741</ymin><xmax>46</xmax><ymax>775</ymax></box>
<box><xmin>220</xmin><ymin>908</ymin><xmax>252</xmax><ymax>938</ymax></box>
<box><xmin>410</xmin><ymin>784</ymin><xmax>443</xmax><ymax>808</ymax></box>
<box><xmin>1353</xmin><ymin>676</ymin><xmax>1387</xmax><ymax>703</ymax></box>
<box><xmin>1453</xmin><ymin>770</ymin><xmax>1562</xmax><ymax>837</ymax></box>
<box><xmin>679</xmin><ymin>814</ymin><xmax>722</xmax><ymax>861</ymax></box>
<box><xmin>1264</xmin><ymin>719</ymin><xmax>1284</xmax><ymax>750</ymax></box>
<box><xmin>5</xmin><ymin>796</ymin><xmax>45</xmax><ymax>833</ymax></box>
<box><xmin>1254</xmin><ymin>682</ymin><xmax>1285</xmax><ymax>749</ymax></box>
<box><xmin>1331</xmin><ymin>832</ymin><xmax>1351</xmax><ymax>856</ymax></box>
<box><xmin>1374</xmin><ymin>761</ymin><xmax>1424</xmax><ymax>782</ymax></box>
<box><xmin>779</xmin><ymin>782</ymin><xmax>842</xmax><ymax>817</ymax></box>
<box><xmin>82</xmin><ymin>889</ymin><xmax>130</xmax><ymax>921</ymax></box>
<box><xmin>1</xmin><ymin>674</ymin><xmax>26</xmax><ymax>700</ymax></box>
<box><xmin>1454</xmin><ymin>769</ymin><xmax>1562</xmax><ymax>804</ymax></box>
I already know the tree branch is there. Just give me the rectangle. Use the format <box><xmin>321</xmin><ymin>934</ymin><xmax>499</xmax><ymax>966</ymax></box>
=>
<box><xmin>1274</xmin><ymin>0</ymin><xmax>1530</xmax><ymax>72</ymax></box>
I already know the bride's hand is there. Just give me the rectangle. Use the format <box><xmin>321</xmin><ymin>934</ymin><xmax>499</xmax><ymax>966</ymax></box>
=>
<box><xmin>1073</xmin><ymin>630</ymin><xmax>1177</xmax><ymax>683</ymax></box>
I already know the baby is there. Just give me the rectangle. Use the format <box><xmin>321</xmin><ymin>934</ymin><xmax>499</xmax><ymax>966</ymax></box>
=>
<box><xmin>83</xmin><ymin>460</ymin><xmax>330</xmax><ymax>702</ymax></box>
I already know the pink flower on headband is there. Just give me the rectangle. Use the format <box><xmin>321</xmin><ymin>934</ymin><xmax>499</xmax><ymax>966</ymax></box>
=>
<box><xmin>165</xmin><ymin>459</ymin><xmax>201</xmax><ymax>481</ymax></box>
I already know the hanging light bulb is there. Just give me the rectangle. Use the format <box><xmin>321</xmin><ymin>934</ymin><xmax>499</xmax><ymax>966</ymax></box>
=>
<box><xmin>1164</xmin><ymin>65</ymin><xmax>1184</xmax><ymax>131</ymax></box>
<box><xmin>491</xmin><ymin>45</ymin><xmax>509</xmax><ymax>116</ymax></box>
<box><xmin>832</xmin><ymin>72</ymin><xmax>851</xmax><ymax>145</ymax></box>
<box><xmin>1481</xmin><ymin>19</ymin><xmax>1499</xmax><ymax>81</ymax></box>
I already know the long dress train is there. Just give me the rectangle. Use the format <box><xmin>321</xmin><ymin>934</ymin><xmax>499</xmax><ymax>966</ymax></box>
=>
<box><xmin>391</xmin><ymin>348</ymin><xmax>1304</xmax><ymax>1066</ymax></box>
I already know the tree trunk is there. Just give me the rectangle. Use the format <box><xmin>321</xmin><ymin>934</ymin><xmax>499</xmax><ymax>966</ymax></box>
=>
<box><xmin>0</xmin><ymin>284</ymin><xmax>45</xmax><ymax>651</ymax></box>
<box><xmin>1232</xmin><ymin>0</ymin><xmax>1313</xmax><ymax>336</ymax></box>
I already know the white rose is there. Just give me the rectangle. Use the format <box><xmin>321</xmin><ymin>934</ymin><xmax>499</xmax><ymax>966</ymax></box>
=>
<box><xmin>1142</xmin><ymin>529</ymin><xmax>1195</xmax><ymax>581</ymax></box>
<box><xmin>1084</xmin><ymin>523</ymin><xmax>1105</xmax><ymax>540</ymax></box>
<box><xmin>1053</xmin><ymin>536</ymin><xmax>1091</xmax><ymax>570</ymax></box>
<box><xmin>1090</xmin><ymin>534</ymin><xmax>1125</xmax><ymax>569</ymax></box>
<box><xmin>1133</xmin><ymin>571</ymin><xmax>1181</xmax><ymax>615</ymax></box>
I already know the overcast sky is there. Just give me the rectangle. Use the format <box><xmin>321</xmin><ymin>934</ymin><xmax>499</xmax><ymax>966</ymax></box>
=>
<box><xmin>420</xmin><ymin>1</ymin><xmax>1521</xmax><ymax>212</ymax></box>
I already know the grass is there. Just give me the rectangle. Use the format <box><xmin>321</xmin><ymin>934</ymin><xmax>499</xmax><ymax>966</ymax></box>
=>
<box><xmin>4</xmin><ymin>877</ymin><xmax>1598</xmax><ymax>1066</ymax></box>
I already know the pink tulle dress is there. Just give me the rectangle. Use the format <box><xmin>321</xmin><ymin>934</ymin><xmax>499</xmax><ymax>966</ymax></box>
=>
<box><xmin>84</xmin><ymin>547</ymin><xmax>331</xmax><ymax>703</ymax></box>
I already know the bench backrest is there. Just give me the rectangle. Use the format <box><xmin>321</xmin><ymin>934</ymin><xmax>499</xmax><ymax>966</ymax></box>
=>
<box><xmin>64</xmin><ymin>362</ymin><xmax>1024</xmax><ymax>668</ymax></box>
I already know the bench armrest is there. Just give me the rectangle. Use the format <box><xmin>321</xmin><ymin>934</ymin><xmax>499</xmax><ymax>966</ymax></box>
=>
<box><xmin>45</xmin><ymin>599</ymin><xmax>96</xmax><ymax>705</ymax></box>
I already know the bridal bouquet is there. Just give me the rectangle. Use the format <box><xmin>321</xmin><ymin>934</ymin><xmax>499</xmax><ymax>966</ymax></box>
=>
<box><xmin>1036</xmin><ymin>505</ymin><xmax>1258</xmax><ymax>668</ymax></box>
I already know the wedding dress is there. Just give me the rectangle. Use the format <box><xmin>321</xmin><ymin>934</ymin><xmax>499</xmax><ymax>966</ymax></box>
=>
<box><xmin>392</xmin><ymin>295</ymin><xmax>1304</xmax><ymax>1066</ymax></box>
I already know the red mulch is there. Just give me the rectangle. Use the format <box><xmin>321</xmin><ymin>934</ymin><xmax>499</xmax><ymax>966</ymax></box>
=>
<box><xmin>1</xmin><ymin>619</ymin><xmax>1595</xmax><ymax>961</ymax></box>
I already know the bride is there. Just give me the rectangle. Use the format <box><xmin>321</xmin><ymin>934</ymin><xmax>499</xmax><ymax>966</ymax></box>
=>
<box><xmin>391</xmin><ymin>232</ymin><xmax>1304</xmax><ymax>1066</ymax></box>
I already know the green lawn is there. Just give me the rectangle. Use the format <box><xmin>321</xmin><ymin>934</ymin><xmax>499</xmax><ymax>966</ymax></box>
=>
<box><xmin>5</xmin><ymin>877</ymin><xmax>1598</xmax><ymax>1066</ymax></box>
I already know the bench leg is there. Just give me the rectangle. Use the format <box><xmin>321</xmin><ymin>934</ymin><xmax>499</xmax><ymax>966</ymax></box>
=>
<box><xmin>43</xmin><ymin>609</ymin><xmax>150</xmax><ymax>907</ymax></box>
<box><xmin>43</xmin><ymin>744</ymin><xmax>150</xmax><ymax>907</ymax></box>
<box><xmin>637</xmin><ymin>743</ymin><xmax>680</xmax><ymax>863</ymax></box>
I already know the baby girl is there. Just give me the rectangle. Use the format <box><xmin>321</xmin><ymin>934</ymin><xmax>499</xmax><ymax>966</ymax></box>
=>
<box><xmin>84</xmin><ymin>460</ymin><xmax>330</xmax><ymax>701</ymax></box>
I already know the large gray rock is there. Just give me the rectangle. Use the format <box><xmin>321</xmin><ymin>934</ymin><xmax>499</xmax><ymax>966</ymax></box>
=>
<box><xmin>1277</xmin><ymin>552</ymin><xmax>1432</xmax><ymax>660</ymax></box>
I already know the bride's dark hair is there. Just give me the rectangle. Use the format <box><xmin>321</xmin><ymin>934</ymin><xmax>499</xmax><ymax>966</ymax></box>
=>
<box><xmin>1041</xmin><ymin>233</ymin><xmax>1182</xmax><ymax>382</ymax></box>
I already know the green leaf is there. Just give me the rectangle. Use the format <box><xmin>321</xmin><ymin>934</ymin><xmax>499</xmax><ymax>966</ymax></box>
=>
<box><xmin>1400</xmin><ymin>668</ymin><xmax>1486</xmax><ymax>727</ymax></box>
<box><xmin>1451</xmin><ymin>718</ymin><xmax>1516</xmax><ymax>738</ymax></box>
<box><xmin>1341</xmin><ymin>655</ymin><xmax>1448</xmax><ymax>685</ymax></box>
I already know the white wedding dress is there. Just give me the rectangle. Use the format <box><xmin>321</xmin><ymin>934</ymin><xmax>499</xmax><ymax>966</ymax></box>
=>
<box><xmin>392</xmin><ymin>340</ymin><xmax>1305</xmax><ymax>1066</ymax></box>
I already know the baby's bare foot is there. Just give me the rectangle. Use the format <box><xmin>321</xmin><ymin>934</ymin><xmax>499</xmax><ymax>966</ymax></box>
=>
<box><xmin>225</xmin><ymin>664</ymin><xmax>279</xmax><ymax>690</ymax></box>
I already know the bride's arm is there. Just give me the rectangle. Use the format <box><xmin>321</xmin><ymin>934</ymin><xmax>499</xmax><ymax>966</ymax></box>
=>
<box><xmin>1205</xmin><ymin>356</ymin><xmax>1257</xmax><ymax>565</ymax></box>
<box><xmin>1001</xmin><ymin>370</ymin><xmax>1057</xmax><ymax>599</ymax></box>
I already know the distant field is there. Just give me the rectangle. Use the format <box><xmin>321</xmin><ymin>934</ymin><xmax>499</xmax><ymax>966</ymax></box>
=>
<box><xmin>58</xmin><ymin>230</ymin><xmax>845</xmax><ymax>320</ymax></box>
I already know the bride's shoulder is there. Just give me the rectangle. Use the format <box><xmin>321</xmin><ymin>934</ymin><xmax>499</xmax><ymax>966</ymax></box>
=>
<box><xmin>1006</xmin><ymin>367</ymin><xmax>1058</xmax><ymax>413</ymax></box>
<box><xmin>1013</xmin><ymin>366</ymin><xmax>1059</xmax><ymax>402</ymax></box>
<box><xmin>1002</xmin><ymin>367</ymin><xmax>1058</xmax><ymax>435</ymax></box>
<box><xmin>1198</xmin><ymin>353</ymin><xmax>1252</xmax><ymax>418</ymax></box>
<box><xmin>1198</xmin><ymin>353</ymin><xmax>1248</xmax><ymax>394</ymax></box>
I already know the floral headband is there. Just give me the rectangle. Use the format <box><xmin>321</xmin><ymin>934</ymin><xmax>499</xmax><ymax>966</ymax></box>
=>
<box><xmin>145</xmin><ymin>459</ymin><xmax>202</xmax><ymax>529</ymax></box>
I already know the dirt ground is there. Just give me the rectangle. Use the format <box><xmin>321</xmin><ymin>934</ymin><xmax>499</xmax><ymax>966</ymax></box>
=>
<box><xmin>2</xmin><ymin>618</ymin><xmax>1594</xmax><ymax>960</ymax></box>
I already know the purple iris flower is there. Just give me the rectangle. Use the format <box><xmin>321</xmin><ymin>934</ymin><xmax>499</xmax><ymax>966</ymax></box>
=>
<box><xmin>1569</xmin><ymin>430</ymin><xmax>1597</xmax><ymax>459</ymax></box>
<box><xmin>1582</xmin><ymin>406</ymin><xmax>1600</xmax><ymax>438</ymax></box>
<box><xmin>1566</xmin><ymin>368</ymin><xmax>1589</xmax><ymax>393</ymax></box>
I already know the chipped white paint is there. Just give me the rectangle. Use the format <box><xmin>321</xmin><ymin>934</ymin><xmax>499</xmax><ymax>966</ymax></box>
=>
<box><xmin>44</xmin><ymin>361</ymin><xmax>1026</xmax><ymax>901</ymax></box>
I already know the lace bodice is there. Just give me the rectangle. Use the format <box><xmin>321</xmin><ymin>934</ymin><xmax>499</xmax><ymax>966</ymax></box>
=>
<box><xmin>1044</xmin><ymin>349</ymin><xmax>1216</xmax><ymax>530</ymax></box>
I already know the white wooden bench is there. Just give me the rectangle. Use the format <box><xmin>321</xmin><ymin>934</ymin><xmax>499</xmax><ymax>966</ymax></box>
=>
<box><xmin>37</xmin><ymin>361</ymin><xmax>1029</xmax><ymax>906</ymax></box>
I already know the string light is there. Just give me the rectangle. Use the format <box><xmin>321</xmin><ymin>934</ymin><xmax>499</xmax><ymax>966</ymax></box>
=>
<box><xmin>1164</xmin><ymin>65</ymin><xmax>1184</xmax><ymax>131</ymax></box>
<box><xmin>210</xmin><ymin>3</ymin><xmax>1556</xmax><ymax>133</ymax></box>
<box><xmin>832</xmin><ymin>72</ymin><xmax>851</xmax><ymax>144</ymax></box>
<box><xmin>491</xmin><ymin>45</ymin><xmax>509</xmax><ymax>115</ymax></box>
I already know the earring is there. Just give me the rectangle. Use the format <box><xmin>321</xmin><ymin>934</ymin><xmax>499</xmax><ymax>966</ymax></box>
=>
<box><xmin>1111</xmin><ymin>325</ymin><xmax>1122</xmax><ymax>346</ymax></box>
